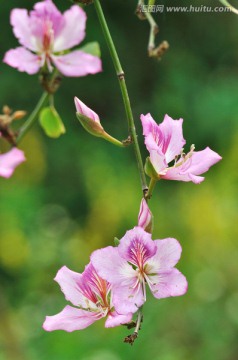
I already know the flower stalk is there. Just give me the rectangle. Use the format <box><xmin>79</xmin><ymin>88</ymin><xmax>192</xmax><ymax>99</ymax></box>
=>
<box><xmin>94</xmin><ymin>0</ymin><xmax>148</xmax><ymax>195</ymax></box>
<box><xmin>16</xmin><ymin>92</ymin><xmax>49</xmax><ymax>144</ymax></box>
<box><xmin>146</xmin><ymin>177</ymin><xmax>158</xmax><ymax>199</ymax></box>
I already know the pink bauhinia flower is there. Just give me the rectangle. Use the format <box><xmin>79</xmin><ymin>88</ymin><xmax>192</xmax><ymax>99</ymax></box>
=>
<box><xmin>91</xmin><ymin>226</ymin><xmax>187</xmax><ymax>314</ymax></box>
<box><xmin>43</xmin><ymin>263</ymin><xmax>132</xmax><ymax>332</ymax></box>
<box><xmin>141</xmin><ymin>113</ymin><xmax>222</xmax><ymax>184</ymax></box>
<box><xmin>3</xmin><ymin>0</ymin><xmax>102</xmax><ymax>77</ymax></box>
<box><xmin>0</xmin><ymin>148</ymin><xmax>25</xmax><ymax>178</ymax></box>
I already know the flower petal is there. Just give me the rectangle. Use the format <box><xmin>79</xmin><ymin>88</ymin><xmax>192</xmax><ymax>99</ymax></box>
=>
<box><xmin>118</xmin><ymin>226</ymin><xmax>157</xmax><ymax>267</ymax></box>
<box><xmin>141</xmin><ymin>112</ymin><xmax>162</xmax><ymax>137</ymax></box>
<box><xmin>149</xmin><ymin>149</ymin><xmax>167</xmax><ymax>175</ymax></box>
<box><xmin>74</xmin><ymin>97</ymin><xmax>100</xmax><ymax>123</ymax></box>
<box><xmin>10</xmin><ymin>9</ymin><xmax>38</xmax><ymax>51</ymax></box>
<box><xmin>149</xmin><ymin>268</ymin><xmax>188</xmax><ymax>299</ymax></box>
<box><xmin>163</xmin><ymin>147</ymin><xmax>222</xmax><ymax>184</ymax></box>
<box><xmin>148</xmin><ymin>238</ymin><xmax>182</xmax><ymax>272</ymax></box>
<box><xmin>141</xmin><ymin>113</ymin><xmax>185</xmax><ymax>163</ymax></box>
<box><xmin>105</xmin><ymin>311</ymin><xmax>133</xmax><ymax>328</ymax></box>
<box><xmin>54</xmin><ymin>266</ymin><xmax>94</xmax><ymax>308</ymax></box>
<box><xmin>112</xmin><ymin>283</ymin><xmax>145</xmax><ymax>314</ymax></box>
<box><xmin>3</xmin><ymin>47</ymin><xmax>43</xmax><ymax>75</ymax></box>
<box><xmin>0</xmin><ymin>148</ymin><xmax>25</xmax><ymax>178</ymax></box>
<box><xmin>43</xmin><ymin>305</ymin><xmax>99</xmax><ymax>332</ymax></box>
<box><xmin>51</xmin><ymin>51</ymin><xmax>102</xmax><ymax>77</ymax></box>
<box><xmin>158</xmin><ymin>114</ymin><xmax>186</xmax><ymax>163</ymax></box>
<box><xmin>30</xmin><ymin>0</ymin><xmax>64</xmax><ymax>41</ymax></box>
<box><xmin>53</xmin><ymin>5</ymin><xmax>86</xmax><ymax>52</ymax></box>
<box><xmin>91</xmin><ymin>246</ymin><xmax>135</xmax><ymax>286</ymax></box>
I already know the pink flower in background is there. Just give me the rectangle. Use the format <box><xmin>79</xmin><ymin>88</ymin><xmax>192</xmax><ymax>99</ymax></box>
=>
<box><xmin>0</xmin><ymin>148</ymin><xmax>25</xmax><ymax>178</ymax></box>
<box><xmin>91</xmin><ymin>226</ymin><xmax>187</xmax><ymax>314</ymax></box>
<box><xmin>141</xmin><ymin>113</ymin><xmax>222</xmax><ymax>184</ymax></box>
<box><xmin>3</xmin><ymin>0</ymin><xmax>102</xmax><ymax>77</ymax></box>
<box><xmin>43</xmin><ymin>263</ymin><xmax>132</xmax><ymax>332</ymax></box>
<box><xmin>138</xmin><ymin>198</ymin><xmax>153</xmax><ymax>233</ymax></box>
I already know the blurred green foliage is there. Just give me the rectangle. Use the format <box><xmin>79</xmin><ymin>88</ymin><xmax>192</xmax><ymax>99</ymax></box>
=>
<box><xmin>0</xmin><ymin>0</ymin><xmax>238</xmax><ymax>359</ymax></box>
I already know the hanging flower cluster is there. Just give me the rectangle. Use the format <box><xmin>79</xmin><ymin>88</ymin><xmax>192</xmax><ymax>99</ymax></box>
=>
<box><xmin>43</xmin><ymin>201</ymin><xmax>187</xmax><ymax>332</ymax></box>
<box><xmin>41</xmin><ymin>99</ymin><xmax>221</xmax><ymax>339</ymax></box>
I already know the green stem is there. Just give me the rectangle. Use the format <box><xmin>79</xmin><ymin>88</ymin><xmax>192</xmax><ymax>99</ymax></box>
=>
<box><xmin>219</xmin><ymin>0</ymin><xmax>238</xmax><ymax>13</ymax></box>
<box><xmin>103</xmin><ymin>132</ymin><xmax>125</xmax><ymax>148</ymax></box>
<box><xmin>143</xmin><ymin>2</ymin><xmax>159</xmax><ymax>52</ymax></box>
<box><xmin>94</xmin><ymin>0</ymin><xmax>148</xmax><ymax>194</ymax></box>
<box><xmin>146</xmin><ymin>178</ymin><xmax>157</xmax><ymax>199</ymax></box>
<box><xmin>16</xmin><ymin>92</ymin><xmax>49</xmax><ymax>144</ymax></box>
<box><xmin>135</xmin><ymin>307</ymin><xmax>143</xmax><ymax>334</ymax></box>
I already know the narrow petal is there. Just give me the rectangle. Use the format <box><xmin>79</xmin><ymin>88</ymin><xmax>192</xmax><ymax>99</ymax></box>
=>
<box><xmin>105</xmin><ymin>312</ymin><xmax>133</xmax><ymax>328</ymax></box>
<box><xmin>141</xmin><ymin>114</ymin><xmax>166</xmax><ymax>158</ymax></box>
<box><xmin>53</xmin><ymin>6</ymin><xmax>86</xmax><ymax>52</ymax></box>
<box><xmin>30</xmin><ymin>0</ymin><xmax>64</xmax><ymax>40</ymax></box>
<box><xmin>181</xmin><ymin>147</ymin><xmax>222</xmax><ymax>175</ymax></box>
<box><xmin>158</xmin><ymin>114</ymin><xmax>186</xmax><ymax>163</ymax></box>
<box><xmin>43</xmin><ymin>305</ymin><xmax>99</xmax><ymax>332</ymax></box>
<box><xmin>54</xmin><ymin>266</ymin><xmax>95</xmax><ymax>309</ymax></box>
<box><xmin>10</xmin><ymin>9</ymin><xmax>38</xmax><ymax>51</ymax></box>
<box><xmin>149</xmin><ymin>268</ymin><xmax>188</xmax><ymax>299</ymax></box>
<box><xmin>91</xmin><ymin>246</ymin><xmax>136</xmax><ymax>286</ymax></box>
<box><xmin>147</xmin><ymin>238</ymin><xmax>182</xmax><ymax>272</ymax></box>
<box><xmin>118</xmin><ymin>227</ymin><xmax>157</xmax><ymax>267</ymax></box>
<box><xmin>0</xmin><ymin>148</ymin><xmax>25</xmax><ymax>178</ymax></box>
<box><xmin>141</xmin><ymin>113</ymin><xmax>185</xmax><ymax>163</ymax></box>
<box><xmin>162</xmin><ymin>168</ymin><xmax>205</xmax><ymax>184</ymax></box>
<box><xmin>74</xmin><ymin>97</ymin><xmax>100</xmax><ymax>123</ymax></box>
<box><xmin>163</xmin><ymin>147</ymin><xmax>222</xmax><ymax>184</ymax></box>
<box><xmin>51</xmin><ymin>51</ymin><xmax>102</xmax><ymax>77</ymax></box>
<box><xmin>3</xmin><ymin>47</ymin><xmax>43</xmax><ymax>75</ymax></box>
<box><xmin>149</xmin><ymin>149</ymin><xmax>167</xmax><ymax>175</ymax></box>
<box><xmin>138</xmin><ymin>199</ymin><xmax>153</xmax><ymax>233</ymax></box>
<box><xmin>141</xmin><ymin>113</ymin><xmax>159</xmax><ymax>140</ymax></box>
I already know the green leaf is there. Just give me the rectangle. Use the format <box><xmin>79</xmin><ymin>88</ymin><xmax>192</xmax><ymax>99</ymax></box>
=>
<box><xmin>39</xmin><ymin>107</ymin><xmax>66</xmax><ymax>138</ymax></box>
<box><xmin>79</xmin><ymin>42</ymin><xmax>101</xmax><ymax>57</ymax></box>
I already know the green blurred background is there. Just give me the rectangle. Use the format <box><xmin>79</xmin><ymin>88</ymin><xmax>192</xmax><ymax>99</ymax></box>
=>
<box><xmin>0</xmin><ymin>0</ymin><xmax>238</xmax><ymax>359</ymax></box>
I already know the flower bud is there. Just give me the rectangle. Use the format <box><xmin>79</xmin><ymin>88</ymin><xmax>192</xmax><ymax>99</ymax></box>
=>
<box><xmin>74</xmin><ymin>97</ymin><xmax>104</xmax><ymax>137</ymax></box>
<box><xmin>138</xmin><ymin>199</ymin><xmax>153</xmax><ymax>233</ymax></box>
<box><xmin>12</xmin><ymin>110</ymin><xmax>27</xmax><ymax>121</ymax></box>
<box><xmin>74</xmin><ymin>97</ymin><xmax>124</xmax><ymax>147</ymax></box>
<box><xmin>74</xmin><ymin>97</ymin><xmax>100</xmax><ymax>123</ymax></box>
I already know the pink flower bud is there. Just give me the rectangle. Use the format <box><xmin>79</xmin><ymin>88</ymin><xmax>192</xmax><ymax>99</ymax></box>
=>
<box><xmin>138</xmin><ymin>199</ymin><xmax>153</xmax><ymax>233</ymax></box>
<box><xmin>74</xmin><ymin>97</ymin><xmax>100</xmax><ymax>123</ymax></box>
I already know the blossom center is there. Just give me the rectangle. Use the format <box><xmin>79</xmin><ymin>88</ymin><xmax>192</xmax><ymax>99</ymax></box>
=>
<box><xmin>174</xmin><ymin>144</ymin><xmax>195</xmax><ymax>168</ymax></box>
<box><xmin>42</xmin><ymin>20</ymin><xmax>54</xmax><ymax>54</ymax></box>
